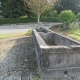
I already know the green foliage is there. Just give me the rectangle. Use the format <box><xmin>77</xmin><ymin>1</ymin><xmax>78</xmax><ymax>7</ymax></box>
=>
<box><xmin>40</xmin><ymin>17</ymin><xmax>60</xmax><ymax>22</ymax></box>
<box><xmin>77</xmin><ymin>13</ymin><xmax>80</xmax><ymax>21</ymax></box>
<box><xmin>0</xmin><ymin>18</ymin><xmax>37</xmax><ymax>24</ymax></box>
<box><xmin>59</xmin><ymin>10</ymin><xmax>76</xmax><ymax>24</ymax></box>
<box><xmin>20</xmin><ymin>14</ymin><xmax>28</xmax><ymax>18</ymax></box>
<box><xmin>55</xmin><ymin>0</ymin><xmax>80</xmax><ymax>14</ymax></box>
<box><xmin>1</xmin><ymin>0</ymin><xmax>26</xmax><ymax>18</ymax></box>
<box><xmin>0</xmin><ymin>17</ymin><xmax>60</xmax><ymax>25</ymax></box>
<box><xmin>41</xmin><ymin>9</ymin><xmax>58</xmax><ymax>18</ymax></box>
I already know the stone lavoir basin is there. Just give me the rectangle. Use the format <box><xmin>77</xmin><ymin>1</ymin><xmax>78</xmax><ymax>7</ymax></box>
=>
<box><xmin>33</xmin><ymin>28</ymin><xmax>80</xmax><ymax>79</ymax></box>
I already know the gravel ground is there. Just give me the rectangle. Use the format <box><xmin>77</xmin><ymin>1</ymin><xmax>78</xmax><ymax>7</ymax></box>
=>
<box><xmin>0</xmin><ymin>36</ymin><xmax>37</xmax><ymax>80</ymax></box>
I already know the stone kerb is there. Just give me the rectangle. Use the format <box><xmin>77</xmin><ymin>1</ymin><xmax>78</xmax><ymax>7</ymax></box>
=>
<box><xmin>33</xmin><ymin>28</ymin><xmax>80</xmax><ymax>79</ymax></box>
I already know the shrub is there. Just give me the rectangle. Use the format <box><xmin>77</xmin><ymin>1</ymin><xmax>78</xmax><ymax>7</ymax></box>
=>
<box><xmin>59</xmin><ymin>10</ymin><xmax>76</xmax><ymax>29</ymax></box>
<box><xmin>40</xmin><ymin>17</ymin><xmax>60</xmax><ymax>22</ymax></box>
<box><xmin>0</xmin><ymin>17</ymin><xmax>60</xmax><ymax>25</ymax></box>
<box><xmin>59</xmin><ymin>10</ymin><xmax>76</xmax><ymax>24</ymax></box>
<box><xmin>0</xmin><ymin>18</ymin><xmax>37</xmax><ymax>25</ymax></box>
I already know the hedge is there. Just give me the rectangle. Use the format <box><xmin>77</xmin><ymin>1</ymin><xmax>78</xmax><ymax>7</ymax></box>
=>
<box><xmin>0</xmin><ymin>18</ymin><xmax>37</xmax><ymax>25</ymax></box>
<box><xmin>40</xmin><ymin>17</ymin><xmax>60</xmax><ymax>22</ymax></box>
<box><xmin>0</xmin><ymin>17</ymin><xmax>60</xmax><ymax>25</ymax></box>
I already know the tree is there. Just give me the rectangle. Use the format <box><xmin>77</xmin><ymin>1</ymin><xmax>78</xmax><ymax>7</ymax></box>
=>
<box><xmin>41</xmin><ymin>8</ymin><xmax>58</xmax><ymax>18</ymax></box>
<box><xmin>0</xmin><ymin>0</ymin><xmax>26</xmax><ymax>18</ymax></box>
<box><xmin>23</xmin><ymin>0</ymin><xmax>56</xmax><ymax>26</ymax></box>
<box><xmin>59</xmin><ymin>10</ymin><xmax>76</xmax><ymax>29</ymax></box>
<box><xmin>54</xmin><ymin>0</ymin><xmax>80</xmax><ymax>14</ymax></box>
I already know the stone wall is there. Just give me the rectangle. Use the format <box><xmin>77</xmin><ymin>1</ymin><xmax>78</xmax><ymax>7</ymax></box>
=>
<box><xmin>33</xmin><ymin>28</ymin><xmax>80</xmax><ymax>79</ymax></box>
<box><xmin>40</xmin><ymin>47</ymin><xmax>80</xmax><ymax>79</ymax></box>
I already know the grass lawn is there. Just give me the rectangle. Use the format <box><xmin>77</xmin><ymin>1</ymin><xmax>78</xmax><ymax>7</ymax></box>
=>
<box><xmin>49</xmin><ymin>22</ymin><xmax>80</xmax><ymax>41</ymax></box>
<box><xmin>0</xmin><ymin>29</ymin><xmax>32</xmax><ymax>40</ymax></box>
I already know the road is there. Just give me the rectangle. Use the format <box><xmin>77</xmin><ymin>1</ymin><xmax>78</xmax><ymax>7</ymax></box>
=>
<box><xmin>0</xmin><ymin>22</ymin><xmax>62</xmax><ymax>34</ymax></box>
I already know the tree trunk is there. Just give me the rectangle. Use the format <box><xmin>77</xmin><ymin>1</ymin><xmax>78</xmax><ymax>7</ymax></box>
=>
<box><xmin>38</xmin><ymin>14</ymin><xmax>40</xmax><ymax>24</ymax></box>
<box><xmin>37</xmin><ymin>9</ymin><xmax>40</xmax><ymax>27</ymax></box>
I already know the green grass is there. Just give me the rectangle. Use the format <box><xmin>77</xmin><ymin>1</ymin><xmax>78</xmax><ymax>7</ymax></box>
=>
<box><xmin>0</xmin><ymin>29</ymin><xmax>32</xmax><ymax>40</ymax></box>
<box><xmin>49</xmin><ymin>23</ymin><xmax>80</xmax><ymax>41</ymax></box>
<box><xmin>68</xmin><ymin>29</ymin><xmax>80</xmax><ymax>41</ymax></box>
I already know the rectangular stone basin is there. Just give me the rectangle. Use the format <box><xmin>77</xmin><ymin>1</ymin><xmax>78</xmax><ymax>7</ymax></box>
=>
<box><xmin>33</xmin><ymin>28</ymin><xmax>80</xmax><ymax>79</ymax></box>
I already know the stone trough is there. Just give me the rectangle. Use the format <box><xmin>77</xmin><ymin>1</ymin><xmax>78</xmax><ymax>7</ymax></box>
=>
<box><xmin>32</xmin><ymin>28</ymin><xmax>80</xmax><ymax>79</ymax></box>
